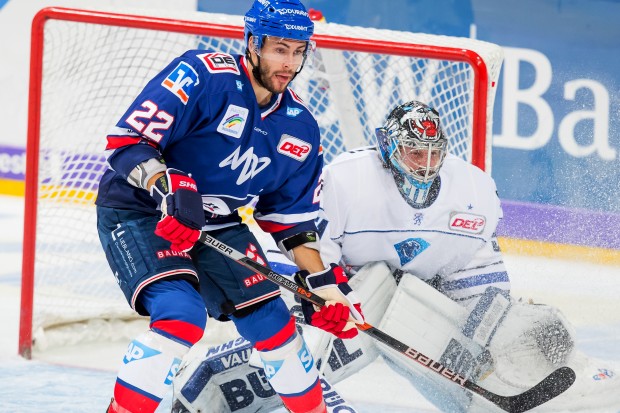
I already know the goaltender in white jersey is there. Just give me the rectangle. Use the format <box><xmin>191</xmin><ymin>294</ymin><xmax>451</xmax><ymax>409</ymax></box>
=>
<box><xmin>319</xmin><ymin>145</ymin><xmax>506</xmax><ymax>301</ymax></box>
<box><xmin>314</xmin><ymin>101</ymin><xmax>620</xmax><ymax>412</ymax></box>
<box><xmin>171</xmin><ymin>101</ymin><xmax>620</xmax><ymax>413</ymax></box>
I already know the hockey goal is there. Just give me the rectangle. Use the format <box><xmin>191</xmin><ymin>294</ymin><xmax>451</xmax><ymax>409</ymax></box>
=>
<box><xmin>19</xmin><ymin>7</ymin><xmax>503</xmax><ymax>358</ymax></box>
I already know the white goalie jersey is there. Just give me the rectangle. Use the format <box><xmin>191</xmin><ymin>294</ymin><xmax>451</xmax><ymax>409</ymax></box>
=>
<box><xmin>318</xmin><ymin>146</ymin><xmax>508</xmax><ymax>304</ymax></box>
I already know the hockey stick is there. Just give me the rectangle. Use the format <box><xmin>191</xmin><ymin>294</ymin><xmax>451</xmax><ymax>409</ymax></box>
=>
<box><xmin>198</xmin><ymin>232</ymin><xmax>576</xmax><ymax>413</ymax></box>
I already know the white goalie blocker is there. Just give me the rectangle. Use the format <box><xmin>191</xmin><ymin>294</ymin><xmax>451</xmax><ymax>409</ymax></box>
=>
<box><xmin>171</xmin><ymin>262</ymin><xmax>620</xmax><ymax>412</ymax></box>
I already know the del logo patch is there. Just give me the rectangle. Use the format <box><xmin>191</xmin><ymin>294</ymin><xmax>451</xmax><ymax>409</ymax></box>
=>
<box><xmin>277</xmin><ymin>134</ymin><xmax>311</xmax><ymax>161</ymax></box>
<box><xmin>449</xmin><ymin>212</ymin><xmax>486</xmax><ymax>234</ymax></box>
<box><xmin>198</xmin><ymin>52</ymin><xmax>240</xmax><ymax>75</ymax></box>
<box><xmin>161</xmin><ymin>62</ymin><xmax>199</xmax><ymax>104</ymax></box>
<box><xmin>217</xmin><ymin>104</ymin><xmax>249</xmax><ymax>138</ymax></box>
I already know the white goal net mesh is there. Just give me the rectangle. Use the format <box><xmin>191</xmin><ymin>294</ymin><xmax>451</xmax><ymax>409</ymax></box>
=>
<box><xmin>23</xmin><ymin>8</ymin><xmax>503</xmax><ymax>351</ymax></box>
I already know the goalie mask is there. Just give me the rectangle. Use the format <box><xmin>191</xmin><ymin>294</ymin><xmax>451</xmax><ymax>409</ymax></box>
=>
<box><xmin>376</xmin><ymin>101</ymin><xmax>448</xmax><ymax>208</ymax></box>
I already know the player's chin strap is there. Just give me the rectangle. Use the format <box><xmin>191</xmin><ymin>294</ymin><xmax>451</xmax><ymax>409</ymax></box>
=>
<box><xmin>196</xmin><ymin>232</ymin><xmax>576</xmax><ymax>413</ymax></box>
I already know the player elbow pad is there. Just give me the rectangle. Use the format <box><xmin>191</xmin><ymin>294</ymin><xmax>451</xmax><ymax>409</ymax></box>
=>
<box><xmin>127</xmin><ymin>157</ymin><xmax>167</xmax><ymax>189</ymax></box>
<box><xmin>276</xmin><ymin>231</ymin><xmax>319</xmax><ymax>262</ymax></box>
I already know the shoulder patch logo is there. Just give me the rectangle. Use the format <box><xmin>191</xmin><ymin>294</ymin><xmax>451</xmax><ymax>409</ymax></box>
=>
<box><xmin>161</xmin><ymin>62</ymin><xmax>199</xmax><ymax>104</ymax></box>
<box><xmin>286</xmin><ymin>106</ymin><xmax>303</xmax><ymax>117</ymax></box>
<box><xmin>198</xmin><ymin>52</ymin><xmax>240</xmax><ymax>75</ymax></box>
<box><xmin>449</xmin><ymin>212</ymin><xmax>486</xmax><ymax>234</ymax></box>
<box><xmin>277</xmin><ymin>134</ymin><xmax>312</xmax><ymax>161</ymax></box>
<box><xmin>217</xmin><ymin>105</ymin><xmax>249</xmax><ymax>138</ymax></box>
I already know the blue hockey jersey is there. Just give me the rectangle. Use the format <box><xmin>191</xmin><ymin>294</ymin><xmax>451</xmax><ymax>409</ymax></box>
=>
<box><xmin>96</xmin><ymin>51</ymin><xmax>323</xmax><ymax>235</ymax></box>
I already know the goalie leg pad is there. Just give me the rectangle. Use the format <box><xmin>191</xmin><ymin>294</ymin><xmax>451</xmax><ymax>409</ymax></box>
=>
<box><xmin>382</xmin><ymin>356</ymin><xmax>471</xmax><ymax>413</ymax></box>
<box><xmin>115</xmin><ymin>330</ymin><xmax>190</xmax><ymax>413</ymax></box>
<box><xmin>310</xmin><ymin>261</ymin><xmax>396</xmax><ymax>384</ymax></box>
<box><xmin>171</xmin><ymin>336</ymin><xmax>361</xmax><ymax>413</ymax></box>
<box><xmin>173</xmin><ymin>337</ymin><xmax>283</xmax><ymax>413</ymax></box>
<box><xmin>377</xmin><ymin>273</ymin><xmax>494</xmax><ymax>412</ymax></box>
<box><xmin>379</xmin><ymin>273</ymin><xmax>493</xmax><ymax>379</ymax></box>
<box><xmin>462</xmin><ymin>286</ymin><xmax>511</xmax><ymax>348</ymax></box>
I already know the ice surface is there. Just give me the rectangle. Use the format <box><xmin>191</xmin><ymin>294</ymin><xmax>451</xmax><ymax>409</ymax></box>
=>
<box><xmin>1</xmin><ymin>195</ymin><xmax>618</xmax><ymax>412</ymax></box>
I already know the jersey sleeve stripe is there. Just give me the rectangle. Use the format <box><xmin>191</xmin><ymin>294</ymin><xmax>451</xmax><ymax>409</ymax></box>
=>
<box><xmin>105</xmin><ymin>136</ymin><xmax>143</xmax><ymax>150</ymax></box>
<box><xmin>255</xmin><ymin>220</ymin><xmax>296</xmax><ymax>233</ymax></box>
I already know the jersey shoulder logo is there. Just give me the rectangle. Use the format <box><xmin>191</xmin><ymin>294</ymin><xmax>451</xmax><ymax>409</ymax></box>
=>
<box><xmin>449</xmin><ymin>211</ymin><xmax>486</xmax><ymax>234</ymax></box>
<box><xmin>161</xmin><ymin>61</ymin><xmax>199</xmax><ymax>104</ymax></box>
<box><xmin>217</xmin><ymin>104</ymin><xmax>249</xmax><ymax>139</ymax></box>
<box><xmin>197</xmin><ymin>52</ymin><xmax>240</xmax><ymax>75</ymax></box>
<box><xmin>277</xmin><ymin>134</ymin><xmax>312</xmax><ymax>161</ymax></box>
<box><xmin>286</xmin><ymin>106</ymin><xmax>303</xmax><ymax>117</ymax></box>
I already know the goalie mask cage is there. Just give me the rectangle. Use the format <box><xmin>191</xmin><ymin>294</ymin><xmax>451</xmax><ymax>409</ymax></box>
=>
<box><xmin>19</xmin><ymin>7</ymin><xmax>503</xmax><ymax>358</ymax></box>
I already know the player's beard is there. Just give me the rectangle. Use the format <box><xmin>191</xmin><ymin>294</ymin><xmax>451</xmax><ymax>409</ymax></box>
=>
<box><xmin>257</xmin><ymin>62</ymin><xmax>294</xmax><ymax>94</ymax></box>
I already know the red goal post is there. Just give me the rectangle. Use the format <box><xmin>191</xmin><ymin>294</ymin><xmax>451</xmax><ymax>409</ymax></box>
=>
<box><xmin>19</xmin><ymin>7</ymin><xmax>503</xmax><ymax>358</ymax></box>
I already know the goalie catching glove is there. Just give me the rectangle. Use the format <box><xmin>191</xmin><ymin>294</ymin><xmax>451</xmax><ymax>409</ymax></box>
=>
<box><xmin>295</xmin><ymin>264</ymin><xmax>364</xmax><ymax>339</ymax></box>
<box><xmin>150</xmin><ymin>168</ymin><xmax>205</xmax><ymax>252</ymax></box>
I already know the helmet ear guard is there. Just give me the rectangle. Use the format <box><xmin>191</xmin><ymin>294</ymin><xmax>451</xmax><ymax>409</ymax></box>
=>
<box><xmin>375</xmin><ymin>125</ymin><xmax>398</xmax><ymax>168</ymax></box>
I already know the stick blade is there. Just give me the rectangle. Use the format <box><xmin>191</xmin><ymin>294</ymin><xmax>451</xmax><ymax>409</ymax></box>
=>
<box><xmin>507</xmin><ymin>366</ymin><xmax>576</xmax><ymax>413</ymax></box>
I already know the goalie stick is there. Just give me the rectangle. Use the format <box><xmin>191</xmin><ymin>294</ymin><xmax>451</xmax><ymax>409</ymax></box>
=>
<box><xmin>198</xmin><ymin>232</ymin><xmax>576</xmax><ymax>413</ymax></box>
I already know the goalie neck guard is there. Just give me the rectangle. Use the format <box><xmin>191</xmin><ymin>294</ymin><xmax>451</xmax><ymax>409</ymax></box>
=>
<box><xmin>376</xmin><ymin>101</ymin><xmax>448</xmax><ymax>208</ymax></box>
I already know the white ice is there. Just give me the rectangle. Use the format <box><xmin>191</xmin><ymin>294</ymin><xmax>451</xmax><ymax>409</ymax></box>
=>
<box><xmin>0</xmin><ymin>194</ymin><xmax>618</xmax><ymax>413</ymax></box>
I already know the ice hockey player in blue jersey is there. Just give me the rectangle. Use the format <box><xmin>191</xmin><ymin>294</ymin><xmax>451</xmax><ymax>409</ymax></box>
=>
<box><xmin>96</xmin><ymin>1</ymin><xmax>364</xmax><ymax>412</ymax></box>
